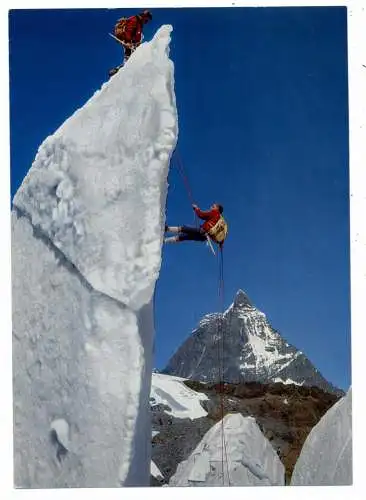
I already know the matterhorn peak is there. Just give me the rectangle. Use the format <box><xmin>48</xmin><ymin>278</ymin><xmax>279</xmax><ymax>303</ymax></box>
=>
<box><xmin>165</xmin><ymin>286</ymin><xmax>340</xmax><ymax>395</ymax></box>
<box><xmin>233</xmin><ymin>289</ymin><xmax>253</xmax><ymax>309</ymax></box>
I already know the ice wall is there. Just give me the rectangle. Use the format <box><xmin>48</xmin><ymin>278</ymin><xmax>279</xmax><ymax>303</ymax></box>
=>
<box><xmin>169</xmin><ymin>413</ymin><xmax>285</xmax><ymax>486</ymax></box>
<box><xmin>12</xmin><ymin>25</ymin><xmax>177</xmax><ymax>488</ymax></box>
<box><xmin>291</xmin><ymin>388</ymin><xmax>352</xmax><ymax>486</ymax></box>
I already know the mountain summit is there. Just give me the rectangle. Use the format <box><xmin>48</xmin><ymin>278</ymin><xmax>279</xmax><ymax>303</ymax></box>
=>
<box><xmin>233</xmin><ymin>289</ymin><xmax>253</xmax><ymax>309</ymax></box>
<box><xmin>164</xmin><ymin>290</ymin><xmax>340</xmax><ymax>394</ymax></box>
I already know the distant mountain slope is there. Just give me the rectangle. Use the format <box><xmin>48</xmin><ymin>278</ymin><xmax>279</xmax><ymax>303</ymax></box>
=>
<box><xmin>164</xmin><ymin>290</ymin><xmax>340</xmax><ymax>395</ymax></box>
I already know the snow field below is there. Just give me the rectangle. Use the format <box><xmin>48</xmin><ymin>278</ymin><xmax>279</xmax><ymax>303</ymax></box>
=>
<box><xmin>150</xmin><ymin>373</ymin><xmax>208</xmax><ymax>420</ymax></box>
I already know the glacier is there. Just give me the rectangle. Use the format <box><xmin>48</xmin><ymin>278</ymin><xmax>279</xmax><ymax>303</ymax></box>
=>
<box><xmin>12</xmin><ymin>25</ymin><xmax>178</xmax><ymax>488</ymax></box>
<box><xmin>150</xmin><ymin>373</ymin><xmax>209</xmax><ymax>420</ymax></box>
<box><xmin>169</xmin><ymin>413</ymin><xmax>285</xmax><ymax>486</ymax></box>
<box><xmin>291</xmin><ymin>387</ymin><xmax>352</xmax><ymax>486</ymax></box>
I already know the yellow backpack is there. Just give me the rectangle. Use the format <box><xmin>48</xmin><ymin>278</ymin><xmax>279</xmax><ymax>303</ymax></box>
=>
<box><xmin>208</xmin><ymin>216</ymin><xmax>228</xmax><ymax>243</ymax></box>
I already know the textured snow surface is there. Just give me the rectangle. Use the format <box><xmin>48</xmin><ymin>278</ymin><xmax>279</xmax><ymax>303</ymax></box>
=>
<box><xmin>150</xmin><ymin>373</ymin><xmax>208</xmax><ymax>419</ymax></box>
<box><xmin>291</xmin><ymin>388</ymin><xmax>352</xmax><ymax>486</ymax></box>
<box><xmin>169</xmin><ymin>413</ymin><xmax>285</xmax><ymax>486</ymax></box>
<box><xmin>13</xmin><ymin>25</ymin><xmax>177</xmax><ymax>312</ymax></box>
<box><xmin>12</xmin><ymin>25</ymin><xmax>177</xmax><ymax>488</ymax></box>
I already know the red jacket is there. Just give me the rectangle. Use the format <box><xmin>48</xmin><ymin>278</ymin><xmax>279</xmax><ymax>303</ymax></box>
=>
<box><xmin>194</xmin><ymin>206</ymin><xmax>221</xmax><ymax>233</ymax></box>
<box><xmin>120</xmin><ymin>15</ymin><xmax>144</xmax><ymax>44</ymax></box>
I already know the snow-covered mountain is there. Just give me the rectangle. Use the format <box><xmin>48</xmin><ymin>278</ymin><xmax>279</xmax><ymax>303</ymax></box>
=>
<box><xmin>169</xmin><ymin>413</ymin><xmax>285</xmax><ymax>486</ymax></box>
<box><xmin>164</xmin><ymin>290</ymin><xmax>340</xmax><ymax>394</ymax></box>
<box><xmin>291</xmin><ymin>387</ymin><xmax>352</xmax><ymax>485</ymax></box>
<box><xmin>12</xmin><ymin>25</ymin><xmax>177</xmax><ymax>488</ymax></box>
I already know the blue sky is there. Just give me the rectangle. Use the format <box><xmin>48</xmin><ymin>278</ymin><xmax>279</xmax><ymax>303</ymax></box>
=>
<box><xmin>9</xmin><ymin>7</ymin><xmax>350</xmax><ymax>390</ymax></box>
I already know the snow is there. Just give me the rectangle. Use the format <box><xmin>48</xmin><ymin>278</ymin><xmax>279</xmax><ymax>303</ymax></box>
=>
<box><xmin>169</xmin><ymin>413</ymin><xmax>285</xmax><ymax>486</ymax></box>
<box><xmin>12</xmin><ymin>25</ymin><xmax>177</xmax><ymax>488</ymax></box>
<box><xmin>273</xmin><ymin>377</ymin><xmax>304</xmax><ymax>386</ymax></box>
<box><xmin>151</xmin><ymin>460</ymin><xmax>164</xmax><ymax>480</ymax></box>
<box><xmin>273</xmin><ymin>353</ymin><xmax>299</xmax><ymax>373</ymax></box>
<box><xmin>247</xmin><ymin>331</ymin><xmax>271</xmax><ymax>366</ymax></box>
<box><xmin>227</xmin><ymin>291</ymin><xmax>304</xmax><ymax>380</ymax></box>
<box><xmin>291</xmin><ymin>388</ymin><xmax>352</xmax><ymax>485</ymax></box>
<box><xmin>246</xmin><ymin>328</ymin><xmax>297</xmax><ymax>372</ymax></box>
<box><xmin>150</xmin><ymin>373</ymin><xmax>208</xmax><ymax>419</ymax></box>
<box><xmin>50</xmin><ymin>419</ymin><xmax>70</xmax><ymax>451</ymax></box>
<box><xmin>13</xmin><ymin>25</ymin><xmax>177</xmax><ymax>313</ymax></box>
<box><xmin>239</xmin><ymin>362</ymin><xmax>256</xmax><ymax>370</ymax></box>
<box><xmin>197</xmin><ymin>313</ymin><xmax>221</xmax><ymax>329</ymax></box>
<box><xmin>237</xmin><ymin>310</ymin><xmax>265</xmax><ymax>320</ymax></box>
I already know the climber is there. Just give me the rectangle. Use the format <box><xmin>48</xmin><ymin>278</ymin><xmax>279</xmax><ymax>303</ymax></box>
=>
<box><xmin>165</xmin><ymin>203</ymin><xmax>228</xmax><ymax>246</ymax></box>
<box><xmin>109</xmin><ymin>9</ymin><xmax>152</xmax><ymax>76</ymax></box>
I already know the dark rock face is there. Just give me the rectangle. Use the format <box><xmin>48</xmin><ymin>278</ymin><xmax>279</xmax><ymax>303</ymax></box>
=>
<box><xmin>150</xmin><ymin>380</ymin><xmax>341</xmax><ymax>486</ymax></box>
<box><xmin>151</xmin><ymin>408</ymin><xmax>212</xmax><ymax>484</ymax></box>
<box><xmin>163</xmin><ymin>290</ymin><xmax>341</xmax><ymax>395</ymax></box>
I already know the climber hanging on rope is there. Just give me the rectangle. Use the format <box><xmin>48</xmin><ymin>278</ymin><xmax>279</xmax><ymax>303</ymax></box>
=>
<box><xmin>108</xmin><ymin>9</ymin><xmax>153</xmax><ymax>77</ymax></box>
<box><xmin>165</xmin><ymin>203</ymin><xmax>228</xmax><ymax>247</ymax></box>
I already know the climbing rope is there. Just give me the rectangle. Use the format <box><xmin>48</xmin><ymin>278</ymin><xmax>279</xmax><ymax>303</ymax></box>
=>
<box><xmin>172</xmin><ymin>148</ymin><xmax>231</xmax><ymax>485</ymax></box>
<box><xmin>173</xmin><ymin>149</ymin><xmax>195</xmax><ymax>206</ymax></box>
<box><xmin>173</xmin><ymin>150</ymin><xmax>199</xmax><ymax>227</ymax></box>
<box><xmin>218</xmin><ymin>246</ymin><xmax>231</xmax><ymax>486</ymax></box>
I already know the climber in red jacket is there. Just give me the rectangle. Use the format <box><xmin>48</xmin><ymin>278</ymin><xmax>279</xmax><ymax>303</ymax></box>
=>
<box><xmin>165</xmin><ymin>203</ymin><xmax>228</xmax><ymax>245</ymax></box>
<box><xmin>115</xmin><ymin>10</ymin><xmax>152</xmax><ymax>60</ymax></box>
<box><xmin>109</xmin><ymin>10</ymin><xmax>152</xmax><ymax>77</ymax></box>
